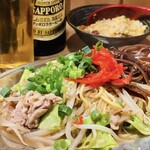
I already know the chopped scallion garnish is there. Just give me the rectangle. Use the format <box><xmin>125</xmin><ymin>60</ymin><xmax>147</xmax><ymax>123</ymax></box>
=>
<box><xmin>26</xmin><ymin>81</ymin><xmax>37</xmax><ymax>91</ymax></box>
<box><xmin>82</xmin><ymin>46</ymin><xmax>91</xmax><ymax>54</ymax></box>
<box><xmin>0</xmin><ymin>85</ymin><xmax>11</xmax><ymax>97</ymax></box>
<box><xmin>20</xmin><ymin>88</ymin><xmax>29</xmax><ymax>95</ymax></box>
<box><xmin>58</xmin><ymin>104</ymin><xmax>72</xmax><ymax>118</ymax></box>
<box><xmin>54</xmin><ymin>139</ymin><xmax>71</xmax><ymax>150</ymax></box>
<box><xmin>90</xmin><ymin>109</ymin><xmax>102</xmax><ymax>122</ymax></box>
<box><xmin>83</xmin><ymin>116</ymin><xmax>93</xmax><ymax>124</ymax></box>
<box><xmin>25</xmin><ymin>66</ymin><xmax>35</xmax><ymax>72</ymax></box>
<box><xmin>95</xmin><ymin>40</ymin><xmax>103</xmax><ymax>51</ymax></box>
<box><xmin>36</xmin><ymin>85</ymin><xmax>47</xmax><ymax>94</ymax></box>
<box><xmin>99</xmin><ymin>114</ymin><xmax>110</xmax><ymax>126</ymax></box>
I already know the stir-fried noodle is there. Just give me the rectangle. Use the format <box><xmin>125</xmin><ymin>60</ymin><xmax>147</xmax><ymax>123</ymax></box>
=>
<box><xmin>0</xmin><ymin>44</ymin><xmax>150</xmax><ymax>150</ymax></box>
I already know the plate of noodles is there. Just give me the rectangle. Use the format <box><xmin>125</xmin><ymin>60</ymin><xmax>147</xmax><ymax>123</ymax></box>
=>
<box><xmin>0</xmin><ymin>42</ymin><xmax>150</xmax><ymax>150</ymax></box>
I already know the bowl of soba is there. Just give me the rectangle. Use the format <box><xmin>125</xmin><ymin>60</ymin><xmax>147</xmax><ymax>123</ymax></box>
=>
<box><xmin>1</xmin><ymin>43</ymin><xmax>150</xmax><ymax>150</ymax></box>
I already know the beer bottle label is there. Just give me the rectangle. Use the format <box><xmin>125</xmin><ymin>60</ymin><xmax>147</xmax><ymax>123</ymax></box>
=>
<box><xmin>33</xmin><ymin>0</ymin><xmax>65</xmax><ymax>41</ymax></box>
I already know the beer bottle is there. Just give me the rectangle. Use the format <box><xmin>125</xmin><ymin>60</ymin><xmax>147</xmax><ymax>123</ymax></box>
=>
<box><xmin>33</xmin><ymin>0</ymin><xmax>66</xmax><ymax>56</ymax></box>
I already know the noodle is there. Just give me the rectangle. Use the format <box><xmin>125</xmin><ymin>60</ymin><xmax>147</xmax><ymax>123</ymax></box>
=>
<box><xmin>79</xmin><ymin>84</ymin><xmax>91</xmax><ymax>108</ymax></box>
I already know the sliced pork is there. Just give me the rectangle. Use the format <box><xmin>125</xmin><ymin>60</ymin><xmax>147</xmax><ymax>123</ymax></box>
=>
<box><xmin>10</xmin><ymin>91</ymin><xmax>62</xmax><ymax>129</ymax></box>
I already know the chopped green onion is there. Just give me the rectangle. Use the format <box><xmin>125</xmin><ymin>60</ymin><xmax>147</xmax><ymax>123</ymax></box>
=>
<box><xmin>52</xmin><ymin>69</ymin><xmax>61</xmax><ymax>80</ymax></box>
<box><xmin>88</xmin><ymin>65</ymin><xmax>97</xmax><ymax>73</ymax></box>
<box><xmin>25</xmin><ymin>66</ymin><xmax>35</xmax><ymax>72</ymax></box>
<box><xmin>61</xmin><ymin>86</ymin><xmax>66</xmax><ymax>94</ymax></box>
<box><xmin>16</xmin><ymin>45</ymin><xmax>98</xmax><ymax>96</ymax></box>
<box><xmin>45</xmin><ymin>76</ymin><xmax>51</xmax><ymax>83</ymax></box>
<box><xmin>55</xmin><ymin>80</ymin><xmax>62</xmax><ymax>91</ymax></box>
<box><xmin>83</xmin><ymin>116</ymin><xmax>93</xmax><ymax>124</ymax></box>
<box><xmin>20</xmin><ymin>88</ymin><xmax>29</xmax><ymax>95</ymax></box>
<box><xmin>26</xmin><ymin>81</ymin><xmax>37</xmax><ymax>91</ymax></box>
<box><xmin>90</xmin><ymin>109</ymin><xmax>102</xmax><ymax>122</ymax></box>
<box><xmin>46</xmin><ymin>61</ymin><xmax>53</xmax><ymax>67</ymax></box>
<box><xmin>36</xmin><ymin>85</ymin><xmax>47</xmax><ymax>94</ymax></box>
<box><xmin>69</xmin><ymin>69</ymin><xmax>84</xmax><ymax>79</ymax></box>
<box><xmin>27</xmin><ymin>77</ymin><xmax>35</xmax><ymax>82</ymax></box>
<box><xmin>0</xmin><ymin>85</ymin><xmax>11</xmax><ymax>97</ymax></box>
<box><xmin>54</xmin><ymin>139</ymin><xmax>71</xmax><ymax>150</ymax></box>
<box><xmin>57</xmin><ymin>56</ymin><xmax>66</xmax><ymax>64</ymax></box>
<box><xmin>95</xmin><ymin>41</ymin><xmax>103</xmax><ymax>51</ymax></box>
<box><xmin>67</xmin><ymin>52</ymin><xmax>82</xmax><ymax>61</ymax></box>
<box><xmin>82</xmin><ymin>46</ymin><xmax>91</xmax><ymax>55</ymax></box>
<box><xmin>34</xmin><ymin>75</ymin><xmax>44</xmax><ymax>84</ymax></box>
<box><xmin>99</xmin><ymin>114</ymin><xmax>110</xmax><ymax>126</ymax></box>
<box><xmin>46</xmin><ymin>84</ymin><xmax>51</xmax><ymax>93</ymax></box>
<box><xmin>71</xmin><ymin>57</ymin><xmax>80</xmax><ymax>66</ymax></box>
<box><xmin>39</xmin><ymin>66</ymin><xmax>48</xmax><ymax>77</ymax></box>
<box><xmin>52</xmin><ymin>89</ymin><xmax>60</xmax><ymax>96</ymax></box>
<box><xmin>76</xmin><ymin>69</ymin><xmax>84</xmax><ymax>78</ymax></box>
<box><xmin>58</xmin><ymin>104</ymin><xmax>72</xmax><ymax>118</ymax></box>
<box><xmin>79</xmin><ymin>57</ymin><xmax>92</xmax><ymax>69</ymax></box>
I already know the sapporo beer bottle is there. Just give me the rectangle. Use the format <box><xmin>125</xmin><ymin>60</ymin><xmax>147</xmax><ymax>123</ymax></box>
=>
<box><xmin>33</xmin><ymin>0</ymin><xmax>66</xmax><ymax>56</ymax></box>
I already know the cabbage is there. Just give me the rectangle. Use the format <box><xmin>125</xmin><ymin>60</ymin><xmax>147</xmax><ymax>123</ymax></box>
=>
<box><xmin>12</xmin><ymin>68</ymin><xmax>32</xmax><ymax>91</ymax></box>
<box><xmin>79</xmin><ymin>130</ymin><xmax>118</xmax><ymax>150</ymax></box>
<box><xmin>128</xmin><ymin>115</ymin><xmax>150</xmax><ymax>135</ymax></box>
<box><xmin>38</xmin><ymin>105</ymin><xmax>61</xmax><ymax>131</ymax></box>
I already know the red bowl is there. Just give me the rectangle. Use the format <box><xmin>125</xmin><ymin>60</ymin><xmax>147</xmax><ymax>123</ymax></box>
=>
<box><xmin>87</xmin><ymin>4</ymin><xmax>150</xmax><ymax>25</ymax></box>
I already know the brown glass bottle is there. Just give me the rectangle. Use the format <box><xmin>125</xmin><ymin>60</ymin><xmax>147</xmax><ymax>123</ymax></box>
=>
<box><xmin>33</xmin><ymin>0</ymin><xmax>66</xmax><ymax>57</ymax></box>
